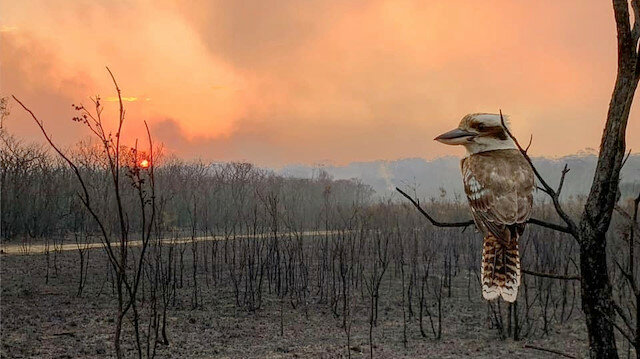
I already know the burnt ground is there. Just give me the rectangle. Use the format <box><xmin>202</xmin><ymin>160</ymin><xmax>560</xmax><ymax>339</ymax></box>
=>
<box><xmin>1</xmin><ymin>244</ymin><xmax>590</xmax><ymax>358</ymax></box>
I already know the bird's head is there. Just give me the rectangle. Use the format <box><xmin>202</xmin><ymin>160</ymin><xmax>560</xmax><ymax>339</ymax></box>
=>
<box><xmin>434</xmin><ymin>113</ymin><xmax>517</xmax><ymax>155</ymax></box>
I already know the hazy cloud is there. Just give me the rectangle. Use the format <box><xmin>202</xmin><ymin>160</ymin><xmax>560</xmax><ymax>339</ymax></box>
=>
<box><xmin>1</xmin><ymin>0</ymin><xmax>638</xmax><ymax>166</ymax></box>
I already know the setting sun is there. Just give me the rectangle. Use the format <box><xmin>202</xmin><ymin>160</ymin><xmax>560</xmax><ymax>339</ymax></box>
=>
<box><xmin>139</xmin><ymin>159</ymin><xmax>150</xmax><ymax>168</ymax></box>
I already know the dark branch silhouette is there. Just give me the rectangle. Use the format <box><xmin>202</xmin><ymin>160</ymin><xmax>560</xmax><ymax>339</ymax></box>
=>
<box><xmin>395</xmin><ymin>187</ymin><xmax>572</xmax><ymax>234</ymax></box>
<box><xmin>499</xmin><ymin>110</ymin><xmax>578</xmax><ymax>239</ymax></box>
<box><xmin>395</xmin><ymin>187</ymin><xmax>474</xmax><ymax>228</ymax></box>
<box><xmin>524</xmin><ymin>344</ymin><xmax>577</xmax><ymax>359</ymax></box>
<box><xmin>521</xmin><ymin>269</ymin><xmax>580</xmax><ymax>281</ymax></box>
<box><xmin>396</xmin><ymin>186</ymin><xmax>579</xmax><ymax>281</ymax></box>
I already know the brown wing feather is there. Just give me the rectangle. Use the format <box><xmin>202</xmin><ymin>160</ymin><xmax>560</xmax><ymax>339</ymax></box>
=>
<box><xmin>461</xmin><ymin>149</ymin><xmax>533</xmax><ymax>242</ymax></box>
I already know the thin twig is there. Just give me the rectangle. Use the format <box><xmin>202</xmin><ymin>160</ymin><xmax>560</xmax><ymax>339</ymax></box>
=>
<box><xmin>556</xmin><ymin>164</ymin><xmax>570</xmax><ymax>195</ymax></box>
<box><xmin>605</xmin><ymin>305</ymin><xmax>636</xmax><ymax>345</ymax></box>
<box><xmin>522</xmin><ymin>269</ymin><xmax>580</xmax><ymax>281</ymax></box>
<box><xmin>613</xmin><ymin>258</ymin><xmax>639</xmax><ymax>296</ymax></box>
<box><xmin>523</xmin><ymin>344</ymin><xmax>577</xmax><ymax>358</ymax></box>
<box><xmin>524</xmin><ymin>134</ymin><xmax>533</xmax><ymax>153</ymax></box>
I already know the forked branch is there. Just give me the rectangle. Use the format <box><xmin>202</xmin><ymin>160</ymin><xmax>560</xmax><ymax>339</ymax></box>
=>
<box><xmin>396</xmin><ymin>187</ymin><xmax>573</xmax><ymax>234</ymax></box>
<box><xmin>395</xmin><ymin>187</ymin><xmax>474</xmax><ymax>228</ymax></box>
<box><xmin>499</xmin><ymin>110</ymin><xmax>579</xmax><ymax>239</ymax></box>
<box><xmin>397</xmin><ymin>185</ymin><xmax>578</xmax><ymax>281</ymax></box>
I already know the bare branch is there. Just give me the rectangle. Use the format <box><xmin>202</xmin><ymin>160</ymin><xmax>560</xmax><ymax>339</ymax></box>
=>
<box><xmin>609</xmin><ymin>319</ymin><xmax>636</xmax><ymax>348</ymax></box>
<box><xmin>614</xmin><ymin>206</ymin><xmax>640</xmax><ymax>233</ymax></box>
<box><xmin>556</xmin><ymin>164</ymin><xmax>570</xmax><ymax>195</ymax></box>
<box><xmin>613</xmin><ymin>0</ymin><xmax>635</xmax><ymax>67</ymax></box>
<box><xmin>526</xmin><ymin>218</ymin><xmax>572</xmax><ymax>234</ymax></box>
<box><xmin>613</xmin><ymin>258</ymin><xmax>639</xmax><ymax>295</ymax></box>
<box><xmin>631</xmin><ymin>0</ymin><xmax>640</xmax><ymax>45</ymax></box>
<box><xmin>523</xmin><ymin>344</ymin><xmax>577</xmax><ymax>359</ymax></box>
<box><xmin>396</xmin><ymin>187</ymin><xmax>474</xmax><ymax>228</ymax></box>
<box><xmin>524</xmin><ymin>134</ymin><xmax>533</xmax><ymax>153</ymax></box>
<box><xmin>609</xmin><ymin>302</ymin><xmax>636</xmax><ymax>345</ymax></box>
<box><xmin>522</xmin><ymin>268</ymin><xmax>580</xmax><ymax>281</ymax></box>
<box><xmin>12</xmin><ymin>95</ymin><xmax>120</xmax><ymax>269</ymax></box>
<box><xmin>396</xmin><ymin>187</ymin><xmax>573</xmax><ymax>234</ymax></box>
<box><xmin>499</xmin><ymin>110</ymin><xmax>579</xmax><ymax>239</ymax></box>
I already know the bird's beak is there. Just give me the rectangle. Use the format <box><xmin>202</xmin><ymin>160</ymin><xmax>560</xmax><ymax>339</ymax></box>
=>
<box><xmin>434</xmin><ymin>128</ymin><xmax>476</xmax><ymax>145</ymax></box>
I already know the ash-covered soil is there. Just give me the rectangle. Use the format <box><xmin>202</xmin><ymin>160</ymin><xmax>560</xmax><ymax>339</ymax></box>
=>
<box><xmin>1</xmin><ymin>245</ymin><xmax>589</xmax><ymax>358</ymax></box>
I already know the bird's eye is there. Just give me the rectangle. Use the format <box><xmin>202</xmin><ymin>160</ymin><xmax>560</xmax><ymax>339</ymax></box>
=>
<box><xmin>477</xmin><ymin>124</ymin><xmax>485</xmax><ymax>131</ymax></box>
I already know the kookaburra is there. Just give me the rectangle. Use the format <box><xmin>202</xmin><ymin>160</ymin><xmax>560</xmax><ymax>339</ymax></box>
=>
<box><xmin>435</xmin><ymin>113</ymin><xmax>534</xmax><ymax>302</ymax></box>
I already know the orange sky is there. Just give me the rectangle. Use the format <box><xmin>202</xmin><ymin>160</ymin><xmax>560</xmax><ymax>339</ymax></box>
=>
<box><xmin>1</xmin><ymin>0</ymin><xmax>638</xmax><ymax>166</ymax></box>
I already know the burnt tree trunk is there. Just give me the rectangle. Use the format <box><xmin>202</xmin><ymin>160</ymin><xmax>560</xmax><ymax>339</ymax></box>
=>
<box><xmin>579</xmin><ymin>236</ymin><xmax>618</xmax><ymax>358</ymax></box>
<box><xmin>578</xmin><ymin>1</ymin><xmax>639</xmax><ymax>357</ymax></box>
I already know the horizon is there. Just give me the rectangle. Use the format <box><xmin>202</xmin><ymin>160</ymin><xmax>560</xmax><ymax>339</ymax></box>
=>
<box><xmin>2</xmin><ymin>123</ymin><xmax>637</xmax><ymax>169</ymax></box>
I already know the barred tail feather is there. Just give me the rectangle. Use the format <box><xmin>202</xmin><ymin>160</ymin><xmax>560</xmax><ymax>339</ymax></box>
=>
<box><xmin>481</xmin><ymin>234</ymin><xmax>520</xmax><ymax>302</ymax></box>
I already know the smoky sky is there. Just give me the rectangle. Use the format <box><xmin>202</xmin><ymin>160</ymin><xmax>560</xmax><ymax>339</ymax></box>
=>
<box><xmin>1</xmin><ymin>0</ymin><xmax>638</xmax><ymax>166</ymax></box>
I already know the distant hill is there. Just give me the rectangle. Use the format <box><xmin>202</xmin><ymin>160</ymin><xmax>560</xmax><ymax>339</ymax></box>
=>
<box><xmin>278</xmin><ymin>152</ymin><xmax>640</xmax><ymax>201</ymax></box>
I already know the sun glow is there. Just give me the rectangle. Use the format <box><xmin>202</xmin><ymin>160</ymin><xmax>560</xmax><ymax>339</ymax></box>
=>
<box><xmin>104</xmin><ymin>96</ymin><xmax>150</xmax><ymax>102</ymax></box>
<box><xmin>139</xmin><ymin>159</ymin><xmax>150</xmax><ymax>168</ymax></box>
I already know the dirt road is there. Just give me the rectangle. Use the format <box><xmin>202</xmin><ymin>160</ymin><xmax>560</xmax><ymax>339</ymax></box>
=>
<box><xmin>0</xmin><ymin>230</ymin><xmax>341</xmax><ymax>255</ymax></box>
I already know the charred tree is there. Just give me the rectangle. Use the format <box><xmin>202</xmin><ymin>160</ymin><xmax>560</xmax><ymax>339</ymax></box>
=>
<box><xmin>578</xmin><ymin>1</ymin><xmax>640</xmax><ymax>357</ymax></box>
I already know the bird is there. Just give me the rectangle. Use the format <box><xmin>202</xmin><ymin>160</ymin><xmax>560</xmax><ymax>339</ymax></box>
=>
<box><xmin>434</xmin><ymin>113</ymin><xmax>534</xmax><ymax>302</ymax></box>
